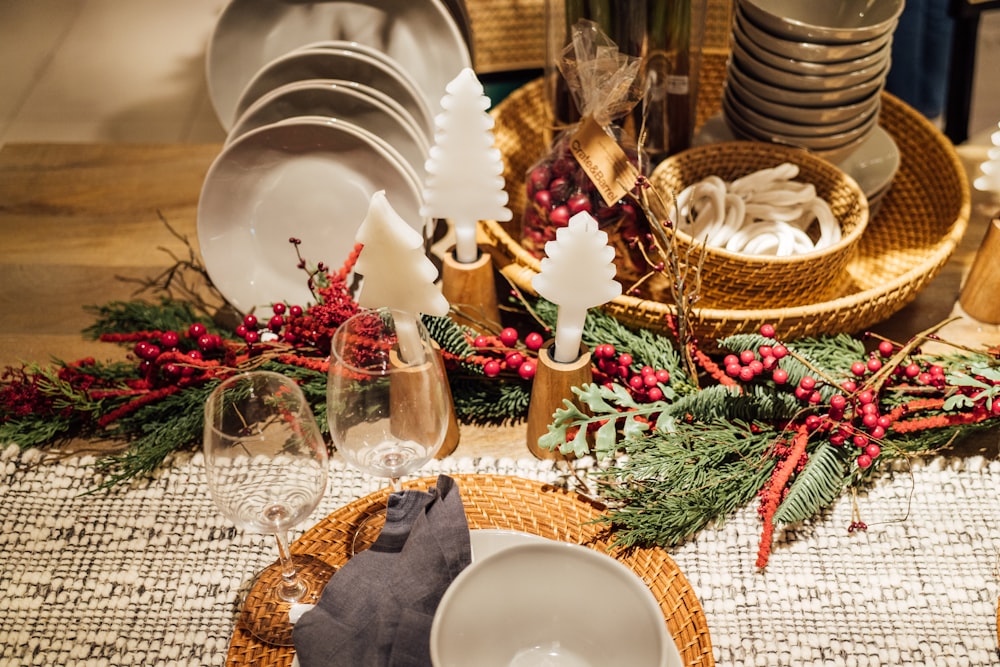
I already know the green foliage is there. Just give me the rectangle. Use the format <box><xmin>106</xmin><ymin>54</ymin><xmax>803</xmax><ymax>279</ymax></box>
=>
<box><xmin>448</xmin><ymin>377</ymin><xmax>531</xmax><ymax>425</ymax></box>
<box><xmin>0</xmin><ymin>411</ymin><xmax>76</xmax><ymax>449</ymax></box>
<box><xmin>83</xmin><ymin>298</ymin><xmax>214</xmax><ymax>339</ymax></box>
<box><xmin>773</xmin><ymin>441</ymin><xmax>849</xmax><ymax>525</ymax></box>
<box><xmin>595</xmin><ymin>420</ymin><xmax>777</xmax><ymax>547</ymax></box>
<box><xmin>540</xmin><ymin>383</ymin><xmax>656</xmax><ymax>458</ymax></box>
<box><xmin>787</xmin><ymin>333</ymin><xmax>866</xmax><ymax>373</ymax></box>
<box><xmin>944</xmin><ymin>362</ymin><xmax>1000</xmax><ymax>411</ymax></box>
<box><xmin>96</xmin><ymin>382</ymin><xmax>216</xmax><ymax>489</ymax></box>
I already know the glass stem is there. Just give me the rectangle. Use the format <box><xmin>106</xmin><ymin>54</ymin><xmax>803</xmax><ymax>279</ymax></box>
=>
<box><xmin>273</xmin><ymin>529</ymin><xmax>306</xmax><ymax>603</ymax></box>
<box><xmin>390</xmin><ymin>477</ymin><xmax>402</xmax><ymax>492</ymax></box>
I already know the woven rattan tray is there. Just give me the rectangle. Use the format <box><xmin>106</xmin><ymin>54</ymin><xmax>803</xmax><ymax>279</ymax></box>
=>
<box><xmin>225</xmin><ymin>474</ymin><xmax>715</xmax><ymax>666</ymax></box>
<box><xmin>482</xmin><ymin>65</ymin><xmax>971</xmax><ymax>344</ymax></box>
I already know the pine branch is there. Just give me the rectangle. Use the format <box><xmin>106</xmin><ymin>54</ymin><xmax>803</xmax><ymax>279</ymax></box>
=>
<box><xmin>595</xmin><ymin>420</ymin><xmax>776</xmax><ymax>547</ymax></box>
<box><xmin>773</xmin><ymin>441</ymin><xmax>849</xmax><ymax>525</ymax></box>
<box><xmin>449</xmin><ymin>378</ymin><xmax>531</xmax><ymax>425</ymax></box>
<box><xmin>83</xmin><ymin>298</ymin><xmax>210</xmax><ymax>339</ymax></box>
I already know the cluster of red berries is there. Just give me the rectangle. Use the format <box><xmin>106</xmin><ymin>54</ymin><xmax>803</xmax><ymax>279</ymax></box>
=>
<box><xmin>592</xmin><ymin>344</ymin><xmax>670</xmax><ymax>403</ymax></box>
<box><xmin>722</xmin><ymin>324</ymin><xmax>790</xmax><ymax>386</ymax></box>
<box><xmin>724</xmin><ymin>325</ymin><xmax>891</xmax><ymax>470</ymax></box>
<box><xmin>520</xmin><ymin>142</ymin><xmax>644</xmax><ymax>259</ymax></box>
<box><xmin>232</xmin><ymin>303</ymin><xmax>304</xmax><ymax>345</ymax></box>
<box><xmin>472</xmin><ymin>327</ymin><xmax>544</xmax><ymax>380</ymax></box>
<box><xmin>132</xmin><ymin>322</ymin><xmax>221</xmax><ymax>382</ymax></box>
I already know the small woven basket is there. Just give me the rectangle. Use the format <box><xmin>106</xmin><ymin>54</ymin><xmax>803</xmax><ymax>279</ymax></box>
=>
<box><xmin>648</xmin><ymin>140</ymin><xmax>869</xmax><ymax>309</ymax></box>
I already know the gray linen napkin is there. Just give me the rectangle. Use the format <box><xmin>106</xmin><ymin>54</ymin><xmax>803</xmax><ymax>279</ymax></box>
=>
<box><xmin>292</xmin><ymin>475</ymin><xmax>471</xmax><ymax>666</ymax></box>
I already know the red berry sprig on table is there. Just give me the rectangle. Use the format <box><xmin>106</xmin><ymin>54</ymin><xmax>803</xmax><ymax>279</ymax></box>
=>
<box><xmin>467</xmin><ymin>327</ymin><xmax>542</xmax><ymax>381</ymax></box>
<box><xmin>591</xmin><ymin>343</ymin><xmax>671</xmax><ymax>403</ymax></box>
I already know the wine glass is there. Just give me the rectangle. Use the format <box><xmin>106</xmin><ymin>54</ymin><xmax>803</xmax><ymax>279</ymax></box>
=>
<box><xmin>203</xmin><ymin>370</ymin><xmax>336</xmax><ymax>646</ymax></box>
<box><xmin>327</xmin><ymin>307</ymin><xmax>451</xmax><ymax>551</ymax></box>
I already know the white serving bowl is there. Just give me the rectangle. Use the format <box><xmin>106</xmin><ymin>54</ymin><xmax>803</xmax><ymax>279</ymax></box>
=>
<box><xmin>732</xmin><ymin>13</ymin><xmax>892</xmax><ymax>76</ymax></box>
<box><xmin>738</xmin><ymin>0</ymin><xmax>904</xmax><ymax>43</ymax></box>
<box><xmin>430</xmin><ymin>542</ymin><xmax>678</xmax><ymax>667</ymax></box>
<box><xmin>734</xmin><ymin>4</ymin><xmax>894</xmax><ymax>62</ymax></box>
<box><xmin>725</xmin><ymin>71</ymin><xmax>881</xmax><ymax>125</ymax></box>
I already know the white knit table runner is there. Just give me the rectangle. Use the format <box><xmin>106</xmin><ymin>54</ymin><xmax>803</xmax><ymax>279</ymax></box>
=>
<box><xmin>1</xmin><ymin>444</ymin><xmax>999</xmax><ymax>666</ymax></box>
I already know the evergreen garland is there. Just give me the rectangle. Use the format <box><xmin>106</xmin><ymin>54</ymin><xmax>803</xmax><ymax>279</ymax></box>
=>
<box><xmin>1</xmin><ymin>281</ymin><xmax>998</xmax><ymax>569</ymax></box>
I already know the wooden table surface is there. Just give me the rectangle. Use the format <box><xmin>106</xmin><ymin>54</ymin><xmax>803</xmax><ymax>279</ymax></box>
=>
<box><xmin>1</xmin><ymin>141</ymin><xmax>999</xmax><ymax>458</ymax></box>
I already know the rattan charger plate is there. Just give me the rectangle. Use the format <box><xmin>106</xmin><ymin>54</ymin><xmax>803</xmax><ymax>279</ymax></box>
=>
<box><xmin>225</xmin><ymin>475</ymin><xmax>715</xmax><ymax>667</ymax></box>
<box><xmin>482</xmin><ymin>77</ymin><xmax>971</xmax><ymax>344</ymax></box>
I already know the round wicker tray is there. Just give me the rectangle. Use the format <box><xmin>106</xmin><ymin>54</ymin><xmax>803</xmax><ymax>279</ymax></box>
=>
<box><xmin>225</xmin><ymin>475</ymin><xmax>715</xmax><ymax>667</ymax></box>
<box><xmin>482</xmin><ymin>75</ymin><xmax>971</xmax><ymax>344</ymax></box>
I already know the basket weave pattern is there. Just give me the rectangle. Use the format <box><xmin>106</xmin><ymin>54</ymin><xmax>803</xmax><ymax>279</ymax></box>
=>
<box><xmin>648</xmin><ymin>141</ymin><xmax>869</xmax><ymax>309</ymax></box>
<box><xmin>225</xmin><ymin>475</ymin><xmax>715</xmax><ymax>666</ymax></box>
<box><xmin>482</xmin><ymin>61</ymin><xmax>969</xmax><ymax>343</ymax></box>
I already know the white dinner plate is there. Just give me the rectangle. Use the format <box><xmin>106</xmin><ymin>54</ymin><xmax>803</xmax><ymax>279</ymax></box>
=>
<box><xmin>228</xmin><ymin>78</ymin><xmax>430</xmax><ymax>179</ymax></box>
<box><xmin>197</xmin><ymin>117</ymin><xmax>426</xmax><ymax>317</ymax></box>
<box><xmin>231</xmin><ymin>46</ymin><xmax>433</xmax><ymax>139</ymax></box>
<box><xmin>207</xmin><ymin>0</ymin><xmax>470</xmax><ymax>130</ymax></box>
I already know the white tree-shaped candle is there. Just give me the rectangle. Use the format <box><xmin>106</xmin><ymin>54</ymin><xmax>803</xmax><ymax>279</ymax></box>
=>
<box><xmin>354</xmin><ymin>190</ymin><xmax>450</xmax><ymax>360</ymax></box>
<box><xmin>421</xmin><ymin>67</ymin><xmax>512</xmax><ymax>264</ymax></box>
<box><xmin>532</xmin><ymin>211</ymin><xmax>622</xmax><ymax>363</ymax></box>
<box><xmin>974</xmin><ymin>123</ymin><xmax>1000</xmax><ymax>194</ymax></box>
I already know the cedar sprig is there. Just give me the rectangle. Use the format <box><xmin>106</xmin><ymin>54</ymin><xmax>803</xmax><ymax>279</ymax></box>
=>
<box><xmin>593</xmin><ymin>419</ymin><xmax>776</xmax><ymax>548</ymax></box>
<box><xmin>448</xmin><ymin>377</ymin><xmax>531</xmax><ymax>425</ymax></box>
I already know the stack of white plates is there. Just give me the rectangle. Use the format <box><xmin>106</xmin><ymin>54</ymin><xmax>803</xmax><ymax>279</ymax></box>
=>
<box><xmin>197</xmin><ymin>0</ymin><xmax>471</xmax><ymax>316</ymax></box>
<box><xmin>717</xmin><ymin>0</ymin><xmax>903</xmax><ymax>211</ymax></box>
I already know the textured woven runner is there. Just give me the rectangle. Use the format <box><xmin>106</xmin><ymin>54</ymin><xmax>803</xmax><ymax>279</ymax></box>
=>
<box><xmin>2</xmin><ymin>443</ymin><xmax>999</xmax><ymax>666</ymax></box>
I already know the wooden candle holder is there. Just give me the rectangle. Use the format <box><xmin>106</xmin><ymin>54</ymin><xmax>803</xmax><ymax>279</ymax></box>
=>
<box><xmin>389</xmin><ymin>348</ymin><xmax>461</xmax><ymax>459</ymax></box>
<box><xmin>440</xmin><ymin>245</ymin><xmax>502</xmax><ymax>331</ymax></box>
<box><xmin>526</xmin><ymin>341</ymin><xmax>592</xmax><ymax>460</ymax></box>
<box><xmin>959</xmin><ymin>214</ymin><xmax>1000</xmax><ymax>324</ymax></box>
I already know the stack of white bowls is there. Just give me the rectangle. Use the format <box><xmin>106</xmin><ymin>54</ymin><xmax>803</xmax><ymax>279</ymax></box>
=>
<box><xmin>723</xmin><ymin>0</ymin><xmax>903</xmax><ymax>166</ymax></box>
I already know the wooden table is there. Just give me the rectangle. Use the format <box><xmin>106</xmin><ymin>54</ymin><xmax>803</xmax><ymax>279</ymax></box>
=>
<box><xmin>1</xmin><ymin>141</ymin><xmax>999</xmax><ymax>458</ymax></box>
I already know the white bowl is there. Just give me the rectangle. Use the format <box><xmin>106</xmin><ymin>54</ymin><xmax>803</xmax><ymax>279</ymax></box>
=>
<box><xmin>730</xmin><ymin>40</ymin><xmax>890</xmax><ymax>92</ymax></box>
<box><xmin>430</xmin><ymin>542</ymin><xmax>680</xmax><ymax>667</ymax></box>
<box><xmin>725</xmin><ymin>71</ymin><xmax>881</xmax><ymax>125</ymax></box>
<box><xmin>733</xmin><ymin>16</ymin><xmax>892</xmax><ymax>76</ymax></box>
<box><xmin>724</xmin><ymin>84</ymin><xmax>879</xmax><ymax>136</ymax></box>
<box><xmin>732</xmin><ymin>13</ymin><xmax>892</xmax><ymax>76</ymax></box>
<box><xmin>727</xmin><ymin>59</ymin><xmax>885</xmax><ymax>108</ymax></box>
<box><xmin>722</xmin><ymin>92</ymin><xmax>877</xmax><ymax>156</ymax></box>
<box><xmin>734</xmin><ymin>4</ymin><xmax>894</xmax><ymax>62</ymax></box>
<box><xmin>738</xmin><ymin>0</ymin><xmax>904</xmax><ymax>43</ymax></box>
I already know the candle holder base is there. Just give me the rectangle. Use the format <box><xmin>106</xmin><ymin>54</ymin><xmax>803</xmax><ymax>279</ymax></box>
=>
<box><xmin>441</xmin><ymin>245</ymin><xmax>501</xmax><ymax>331</ymax></box>
<box><xmin>959</xmin><ymin>213</ymin><xmax>1000</xmax><ymax>324</ymax></box>
<box><xmin>526</xmin><ymin>341</ymin><xmax>592</xmax><ymax>460</ymax></box>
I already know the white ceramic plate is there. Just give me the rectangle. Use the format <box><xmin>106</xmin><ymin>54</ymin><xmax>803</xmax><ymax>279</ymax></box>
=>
<box><xmin>835</xmin><ymin>125</ymin><xmax>899</xmax><ymax>200</ymax></box>
<box><xmin>197</xmin><ymin>117</ymin><xmax>426</xmax><ymax>316</ymax></box>
<box><xmin>231</xmin><ymin>46</ymin><xmax>433</xmax><ymax>139</ymax></box>
<box><xmin>228</xmin><ymin>78</ymin><xmax>430</xmax><ymax>179</ymax></box>
<box><xmin>207</xmin><ymin>0</ymin><xmax>470</xmax><ymax>130</ymax></box>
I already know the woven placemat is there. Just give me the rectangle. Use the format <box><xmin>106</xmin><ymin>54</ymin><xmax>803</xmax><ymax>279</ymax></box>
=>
<box><xmin>225</xmin><ymin>474</ymin><xmax>715</xmax><ymax>667</ymax></box>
